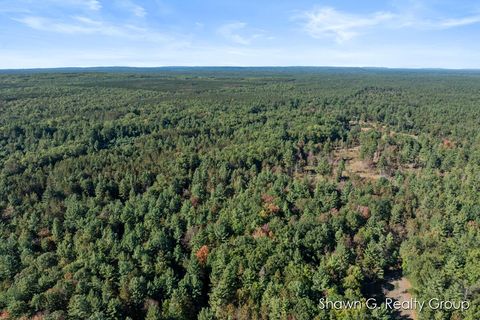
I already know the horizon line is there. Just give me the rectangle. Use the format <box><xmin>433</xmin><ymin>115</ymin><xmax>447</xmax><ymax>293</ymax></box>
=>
<box><xmin>2</xmin><ymin>65</ymin><xmax>480</xmax><ymax>72</ymax></box>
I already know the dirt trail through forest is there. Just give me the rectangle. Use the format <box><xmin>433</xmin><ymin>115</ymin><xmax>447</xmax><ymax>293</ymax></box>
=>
<box><xmin>384</xmin><ymin>274</ymin><xmax>417</xmax><ymax>320</ymax></box>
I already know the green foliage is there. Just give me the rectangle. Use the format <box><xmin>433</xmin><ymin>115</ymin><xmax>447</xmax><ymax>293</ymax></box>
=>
<box><xmin>0</xmin><ymin>70</ymin><xmax>479</xmax><ymax>319</ymax></box>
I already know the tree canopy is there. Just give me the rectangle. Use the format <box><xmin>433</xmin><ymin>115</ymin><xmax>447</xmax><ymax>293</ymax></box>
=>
<box><xmin>0</xmin><ymin>69</ymin><xmax>479</xmax><ymax>319</ymax></box>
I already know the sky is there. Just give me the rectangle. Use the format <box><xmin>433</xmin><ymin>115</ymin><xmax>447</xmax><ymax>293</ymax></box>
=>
<box><xmin>1</xmin><ymin>0</ymin><xmax>480</xmax><ymax>69</ymax></box>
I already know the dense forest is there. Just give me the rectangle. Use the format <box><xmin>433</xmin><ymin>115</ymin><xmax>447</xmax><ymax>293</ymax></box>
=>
<box><xmin>0</xmin><ymin>68</ymin><xmax>479</xmax><ymax>319</ymax></box>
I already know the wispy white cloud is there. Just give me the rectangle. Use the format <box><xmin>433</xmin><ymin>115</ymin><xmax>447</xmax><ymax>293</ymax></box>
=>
<box><xmin>81</xmin><ymin>0</ymin><xmax>101</xmax><ymax>11</ymax></box>
<box><xmin>49</xmin><ymin>0</ymin><xmax>102</xmax><ymax>11</ymax></box>
<box><xmin>298</xmin><ymin>7</ymin><xmax>394</xmax><ymax>42</ymax></box>
<box><xmin>0</xmin><ymin>0</ymin><xmax>101</xmax><ymax>13</ymax></box>
<box><xmin>437</xmin><ymin>15</ymin><xmax>480</xmax><ymax>28</ymax></box>
<box><xmin>394</xmin><ymin>14</ymin><xmax>480</xmax><ymax>30</ymax></box>
<box><xmin>116</xmin><ymin>0</ymin><xmax>146</xmax><ymax>18</ymax></box>
<box><xmin>13</xmin><ymin>15</ymin><xmax>177</xmax><ymax>43</ymax></box>
<box><xmin>217</xmin><ymin>22</ymin><xmax>265</xmax><ymax>45</ymax></box>
<box><xmin>132</xmin><ymin>6</ymin><xmax>146</xmax><ymax>18</ymax></box>
<box><xmin>217</xmin><ymin>22</ymin><xmax>250</xmax><ymax>45</ymax></box>
<box><xmin>298</xmin><ymin>6</ymin><xmax>480</xmax><ymax>42</ymax></box>
<box><xmin>15</xmin><ymin>16</ymin><xmax>120</xmax><ymax>35</ymax></box>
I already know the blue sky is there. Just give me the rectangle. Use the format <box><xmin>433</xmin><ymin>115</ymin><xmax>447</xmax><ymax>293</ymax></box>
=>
<box><xmin>1</xmin><ymin>0</ymin><xmax>480</xmax><ymax>68</ymax></box>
